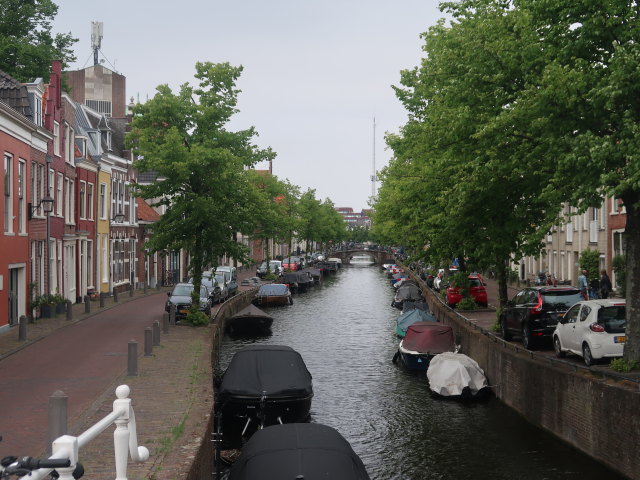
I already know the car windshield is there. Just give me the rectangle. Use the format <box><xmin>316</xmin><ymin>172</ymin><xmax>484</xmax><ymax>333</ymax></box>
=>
<box><xmin>469</xmin><ymin>279</ymin><xmax>482</xmax><ymax>287</ymax></box>
<box><xmin>269</xmin><ymin>261</ymin><xmax>280</xmax><ymax>269</ymax></box>
<box><xmin>598</xmin><ymin>305</ymin><xmax>626</xmax><ymax>333</ymax></box>
<box><xmin>542</xmin><ymin>291</ymin><xmax>583</xmax><ymax>310</ymax></box>
<box><xmin>215</xmin><ymin>274</ymin><xmax>226</xmax><ymax>284</ymax></box>
<box><xmin>172</xmin><ymin>285</ymin><xmax>193</xmax><ymax>296</ymax></box>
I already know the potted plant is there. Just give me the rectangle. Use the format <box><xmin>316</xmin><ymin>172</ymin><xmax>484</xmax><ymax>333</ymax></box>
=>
<box><xmin>53</xmin><ymin>293</ymin><xmax>67</xmax><ymax>314</ymax></box>
<box><xmin>35</xmin><ymin>294</ymin><xmax>57</xmax><ymax>319</ymax></box>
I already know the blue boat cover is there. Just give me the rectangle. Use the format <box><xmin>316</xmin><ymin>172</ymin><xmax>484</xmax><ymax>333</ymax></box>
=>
<box><xmin>257</xmin><ymin>284</ymin><xmax>289</xmax><ymax>296</ymax></box>
<box><xmin>396</xmin><ymin>309</ymin><xmax>437</xmax><ymax>337</ymax></box>
<box><xmin>228</xmin><ymin>423</ymin><xmax>371</xmax><ymax>480</ymax></box>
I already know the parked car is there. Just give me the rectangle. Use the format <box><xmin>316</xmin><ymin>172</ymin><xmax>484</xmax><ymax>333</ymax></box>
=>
<box><xmin>446</xmin><ymin>273</ymin><xmax>488</xmax><ymax>308</ymax></box>
<box><xmin>217</xmin><ymin>266</ymin><xmax>237</xmax><ymax>283</ymax></box>
<box><xmin>221</xmin><ymin>270</ymin><xmax>238</xmax><ymax>296</ymax></box>
<box><xmin>165</xmin><ymin>283</ymin><xmax>212</xmax><ymax>318</ymax></box>
<box><xmin>282</xmin><ymin>256</ymin><xmax>301</xmax><ymax>271</ymax></box>
<box><xmin>204</xmin><ymin>271</ymin><xmax>229</xmax><ymax>302</ymax></box>
<box><xmin>553</xmin><ymin>299</ymin><xmax>626</xmax><ymax>366</ymax></box>
<box><xmin>191</xmin><ymin>274</ymin><xmax>222</xmax><ymax>304</ymax></box>
<box><xmin>256</xmin><ymin>260</ymin><xmax>283</xmax><ymax>278</ymax></box>
<box><xmin>500</xmin><ymin>286</ymin><xmax>584</xmax><ymax>350</ymax></box>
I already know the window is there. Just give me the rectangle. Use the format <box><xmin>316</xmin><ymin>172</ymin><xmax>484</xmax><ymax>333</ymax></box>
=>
<box><xmin>56</xmin><ymin>173</ymin><xmax>63</xmax><ymax>216</ymax></box>
<box><xmin>48</xmin><ymin>168</ymin><xmax>54</xmax><ymax>197</ymax></box>
<box><xmin>4</xmin><ymin>154</ymin><xmax>13</xmax><ymax>233</ymax></box>
<box><xmin>99</xmin><ymin>183</ymin><xmax>106</xmax><ymax>219</ymax></box>
<box><xmin>64</xmin><ymin>178</ymin><xmax>75</xmax><ymax>224</ymax></box>
<box><xmin>87</xmin><ymin>183</ymin><xmax>94</xmax><ymax>220</ymax></box>
<box><xmin>102</xmin><ymin>234</ymin><xmax>108</xmax><ymax>283</ymax></box>
<box><xmin>65</xmin><ymin>124</ymin><xmax>74</xmax><ymax>164</ymax></box>
<box><xmin>38</xmin><ymin>164</ymin><xmax>44</xmax><ymax>217</ymax></box>
<box><xmin>18</xmin><ymin>160</ymin><xmax>25</xmax><ymax>233</ymax></box>
<box><xmin>53</xmin><ymin>121</ymin><xmax>60</xmax><ymax>156</ymax></box>
<box><xmin>31</xmin><ymin>161</ymin><xmax>37</xmax><ymax>216</ymax></box>
<box><xmin>79</xmin><ymin>180</ymin><xmax>86</xmax><ymax>219</ymax></box>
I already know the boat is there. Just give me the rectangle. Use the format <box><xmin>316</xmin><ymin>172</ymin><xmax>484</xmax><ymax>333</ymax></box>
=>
<box><xmin>402</xmin><ymin>300</ymin><xmax>430</xmax><ymax>313</ymax></box>
<box><xmin>396</xmin><ymin>308</ymin><xmax>437</xmax><ymax>337</ymax></box>
<box><xmin>214</xmin><ymin>345</ymin><xmax>313</xmax><ymax>449</ymax></box>
<box><xmin>350</xmin><ymin>254</ymin><xmax>374</xmax><ymax>266</ymax></box>
<box><xmin>295</xmin><ymin>271</ymin><xmax>313</xmax><ymax>291</ymax></box>
<box><xmin>394</xmin><ymin>323</ymin><xmax>456</xmax><ymax>370</ymax></box>
<box><xmin>320</xmin><ymin>260</ymin><xmax>340</xmax><ymax>273</ymax></box>
<box><xmin>426</xmin><ymin>352</ymin><xmax>489</xmax><ymax>399</ymax></box>
<box><xmin>253</xmin><ymin>284</ymin><xmax>293</xmax><ymax>306</ymax></box>
<box><xmin>226</xmin><ymin>423</ymin><xmax>371</xmax><ymax>480</ymax></box>
<box><xmin>327</xmin><ymin>257</ymin><xmax>343</xmax><ymax>268</ymax></box>
<box><xmin>225</xmin><ymin>304</ymin><xmax>273</xmax><ymax>335</ymax></box>
<box><xmin>301</xmin><ymin>267</ymin><xmax>322</xmax><ymax>284</ymax></box>
<box><xmin>281</xmin><ymin>272</ymin><xmax>300</xmax><ymax>292</ymax></box>
<box><xmin>392</xmin><ymin>282</ymin><xmax>423</xmax><ymax>309</ymax></box>
<box><xmin>390</xmin><ymin>272</ymin><xmax>407</xmax><ymax>286</ymax></box>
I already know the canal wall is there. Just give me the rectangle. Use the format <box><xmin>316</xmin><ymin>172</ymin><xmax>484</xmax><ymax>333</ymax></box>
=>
<box><xmin>421</xmin><ymin>281</ymin><xmax>640</xmax><ymax>480</ymax></box>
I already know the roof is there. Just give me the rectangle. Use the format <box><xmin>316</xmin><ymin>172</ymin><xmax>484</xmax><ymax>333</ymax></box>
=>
<box><xmin>0</xmin><ymin>69</ymin><xmax>32</xmax><ymax>118</ymax></box>
<box><xmin>136</xmin><ymin>198</ymin><xmax>161</xmax><ymax>222</ymax></box>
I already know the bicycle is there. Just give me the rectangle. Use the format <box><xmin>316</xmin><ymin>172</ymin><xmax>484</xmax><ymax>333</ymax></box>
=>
<box><xmin>1</xmin><ymin>437</ymin><xmax>83</xmax><ymax>479</ymax></box>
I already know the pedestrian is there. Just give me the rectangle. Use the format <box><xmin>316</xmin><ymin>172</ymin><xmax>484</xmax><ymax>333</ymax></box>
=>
<box><xmin>589</xmin><ymin>276</ymin><xmax>600</xmax><ymax>299</ymax></box>
<box><xmin>600</xmin><ymin>269</ymin><xmax>612</xmax><ymax>299</ymax></box>
<box><xmin>578</xmin><ymin>269</ymin><xmax>588</xmax><ymax>300</ymax></box>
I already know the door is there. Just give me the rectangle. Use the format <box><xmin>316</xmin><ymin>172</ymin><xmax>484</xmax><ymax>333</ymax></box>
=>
<box><xmin>559</xmin><ymin>304</ymin><xmax>581</xmax><ymax>352</ymax></box>
<box><xmin>8</xmin><ymin>268</ymin><xmax>19</xmax><ymax>326</ymax></box>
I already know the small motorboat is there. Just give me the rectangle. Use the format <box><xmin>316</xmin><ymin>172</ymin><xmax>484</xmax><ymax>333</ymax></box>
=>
<box><xmin>225</xmin><ymin>304</ymin><xmax>273</xmax><ymax>335</ymax></box>
<box><xmin>396</xmin><ymin>308</ymin><xmax>437</xmax><ymax>337</ymax></box>
<box><xmin>402</xmin><ymin>300</ymin><xmax>430</xmax><ymax>313</ymax></box>
<box><xmin>295</xmin><ymin>271</ymin><xmax>313</xmax><ymax>291</ymax></box>
<box><xmin>214</xmin><ymin>345</ymin><xmax>313</xmax><ymax>449</ymax></box>
<box><xmin>392</xmin><ymin>282</ymin><xmax>423</xmax><ymax>309</ymax></box>
<box><xmin>253</xmin><ymin>284</ymin><xmax>293</xmax><ymax>306</ymax></box>
<box><xmin>426</xmin><ymin>352</ymin><xmax>489</xmax><ymax>399</ymax></box>
<box><xmin>281</xmin><ymin>272</ymin><xmax>300</xmax><ymax>292</ymax></box>
<box><xmin>226</xmin><ymin>423</ymin><xmax>371</xmax><ymax>480</ymax></box>
<box><xmin>395</xmin><ymin>323</ymin><xmax>456</xmax><ymax>370</ymax></box>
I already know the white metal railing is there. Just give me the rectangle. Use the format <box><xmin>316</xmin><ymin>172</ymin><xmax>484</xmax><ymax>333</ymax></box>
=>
<box><xmin>28</xmin><ymin>385</ymin><xmax>149</xmax><ymax>480</ymax></box>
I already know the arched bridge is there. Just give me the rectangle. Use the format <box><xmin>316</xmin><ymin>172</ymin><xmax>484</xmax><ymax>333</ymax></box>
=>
<box><xmin>326</xmin><ymin>249</ymin><xmax>396</xmax><ymax>266</ymax></box>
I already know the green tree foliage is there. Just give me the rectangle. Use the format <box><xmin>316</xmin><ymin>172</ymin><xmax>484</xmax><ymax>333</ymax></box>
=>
<box><xmin>127</xmin><ymin>62</ymin><xmax>274</xmax><ymax>306</ymax></box>
<box><xmin>0</xmin><ymin>0</ymin><xmax>77</xmax><ymax>81</ymax></box>
<box><xmin>579</xmin><ymin>250</ymin><xmax>600</xmax><ymax>284</ymax></box>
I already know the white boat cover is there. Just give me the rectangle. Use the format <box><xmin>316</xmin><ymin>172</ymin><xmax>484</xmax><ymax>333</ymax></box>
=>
<box><xmin>426</xmin><ymin>352</ymin><xmax>488</xmax><ymax>397</ymax></box>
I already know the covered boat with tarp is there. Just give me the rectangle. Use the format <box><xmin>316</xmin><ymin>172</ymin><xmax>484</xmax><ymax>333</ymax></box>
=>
<box><xmin>225</xmin><ymin>304</ymin><xmax>273</xmax><ymax>335</ymax></box>
<box><xmin>396</xmin><ymin>308</ymin><xmax>437</xmax><ymax>337</ymax></box>
<box><xmin>226</xmin><ymin>423</ymin><xmax>370</xmax><ymax>480</ymax></box>
<box><xmin>395</xmin><ymin>323</ymin><xmax>456</xmax><ymax>370</ymax></box>
<box><xmin>214</xmin><ymin>345</ymin><xmax>313</xmax><ymax>449</ymax></box>
<box><xmin>402</xmin><ymin>300</ymin><xmax>430</xmax><ymax>313</ymax></box>
<box><xmin>253</xmin><ymin>284</ymin><xmax>292</xmax><ymax>306</ymax></box>
<box><xmin>427</xmin><ymin>352</ymin><xmax>489</xmax><ymax>399</ymax></box>
<box><xmin>392</xmin><ymin>282</ymin><xmax>422</xmax><ymax>309</ymax></box>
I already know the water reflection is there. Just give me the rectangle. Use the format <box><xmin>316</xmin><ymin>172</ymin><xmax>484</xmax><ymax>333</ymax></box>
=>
<box><xmin>220</xmin><ymin>267</ymin><xmax>624</xmax><ymax>480</ymax></box>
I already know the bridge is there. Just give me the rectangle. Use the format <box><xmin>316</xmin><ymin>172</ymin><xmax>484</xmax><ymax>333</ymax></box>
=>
<box><xmin>326</xmin><ymin>249</ymin><xmax>396</xmax><ymax>266</ymax></box>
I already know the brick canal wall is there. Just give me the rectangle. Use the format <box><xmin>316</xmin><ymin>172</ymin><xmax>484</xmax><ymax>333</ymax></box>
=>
<box><xmin>422</xmin><ymin>281</ymin><xmax>640</xmax><ymax>480</ymax></box>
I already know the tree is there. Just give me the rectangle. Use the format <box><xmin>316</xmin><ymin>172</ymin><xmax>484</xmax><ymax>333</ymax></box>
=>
<box><xmin>0</xmin><ymin>0</ymin><xmax>77</xmax><ymax>82</ymax></box>
<box><xmin>128</xmin><ymin>62</ymin><xmax>274</xmax><ymax>316</ymax></box>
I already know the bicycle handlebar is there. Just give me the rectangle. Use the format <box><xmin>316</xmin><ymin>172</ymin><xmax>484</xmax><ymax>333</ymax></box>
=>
<box><xmin>16</xmin><ymin>457</ymin><xmax>71</xmax><ymax>469</ymax></box>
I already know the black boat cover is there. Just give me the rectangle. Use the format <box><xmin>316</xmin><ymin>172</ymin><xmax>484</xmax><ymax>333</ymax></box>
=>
<box><xmin>256</xmin><ymin>284</ymin><xmax>289</xmax><ymax>296</ymax></box>
<box><xmin>402</xmin><ymin>300</ymin><xmax>430</xmax><ymax>313</ymax></box>
<box><xmin>228</xmin><ymin>423</ymin><xmax>371</xmax><ymax>480</ymax></box>
<box><xmin>229</xmin><ymin>304</ymin><xmax>273</xmax><ymax>321</ymax></box>
<box><xmin>282</xmin><ymin>273</ymin><xmax>300</xmax><ymax>284</ymax></box>
<box><xmin>220</xmin><ymin>345</ymin><xmax>313</xmax><ymax>398</ymax></box>
<box><xmin>395</xmin><ymin>283</ymin><xmax>422</xmax><ymax>302</ymax></box>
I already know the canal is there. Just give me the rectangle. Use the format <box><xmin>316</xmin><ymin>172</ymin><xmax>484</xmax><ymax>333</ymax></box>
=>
<box><xmin>219</xmin><ymin>265</ymin><xmax>624</xmax><ymax>480</ymax></box>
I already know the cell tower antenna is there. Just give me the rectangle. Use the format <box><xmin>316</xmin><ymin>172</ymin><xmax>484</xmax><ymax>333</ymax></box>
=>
<box><xmin>91</xmin><ymin>21</ymin><xmax>103</xmax><ymax>66</ymax></box>
<box><xmin>371</xmin><ymin>117</ymin><xmax>377</xmax><ymax>198</ymax></box>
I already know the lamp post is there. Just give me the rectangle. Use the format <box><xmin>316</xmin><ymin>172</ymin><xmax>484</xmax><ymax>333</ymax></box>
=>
<box><xmin>42</xmin><ymin>194</ymin><xmax>54</xmax><ymax>295</ymax></box>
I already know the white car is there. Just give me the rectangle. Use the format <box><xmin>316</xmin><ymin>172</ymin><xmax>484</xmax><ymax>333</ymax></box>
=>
<box><xmin>553</xmin><ymin>299</ymin><xmax>626</xmax><ymax>366</ymax></box>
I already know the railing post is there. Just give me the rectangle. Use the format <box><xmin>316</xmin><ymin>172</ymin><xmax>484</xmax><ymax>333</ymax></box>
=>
<box><xmin>152</xmin><ymin>321</ymin><xmax>160</xmax><ymax>346</ymax></box>
<box><xmin>48</xmin><ymin>390</ymin><xmax>68</xmax><ymax>454</ymax></box>
<box><xmin>128</xmin><ymin>341</ymin><xmax>138</xmax><ymax>376</ymax></box>
<box><xmin>18</xmin><ymin>315</ymin><xmax>28</xmax><ymax>341</ymax></box>
<box><xmin>144</xmin><ymin>328</ymin><xmax>153</xmax><ymax>356</ymax></box>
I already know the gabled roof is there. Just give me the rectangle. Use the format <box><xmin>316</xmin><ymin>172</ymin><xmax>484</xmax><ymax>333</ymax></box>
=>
<box><xmin>0</xmin><ymin>69</ymin><xmax>32</xmax><ymax>118</ymax></box>
<box><xmin>136</xmin><ymin>197</ymin><xmax>161</xmax><ymax>223</ymax></box>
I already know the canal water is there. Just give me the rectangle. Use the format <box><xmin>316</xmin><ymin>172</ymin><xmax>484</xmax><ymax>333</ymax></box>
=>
<box><xmin>219</xmin><ymin>265</ymin><xmax>624</xmax><ymax>480</ymax></box>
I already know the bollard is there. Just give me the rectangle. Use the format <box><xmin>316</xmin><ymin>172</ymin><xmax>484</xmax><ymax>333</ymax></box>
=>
<box><xmin>113</xmin><ymin>288</ymin><xmax>119</xmax><ymax>303</ymax></box>
<box><xmin>99</xmin><ymin>292</ymin><xmax>105</xmax><ymax>308</ymax></box>
<box><xmin>144</xmin><ymin>327</ymin><xmax>153</xmax><ymax>356</ymax></box>
<box><xmin>162</xmin><ymin>312</ymin><xmax>170</xmax><ymax>334</ymax></box>
<box><xmin>66</xmin><ymin>300</ymin><xmax>73</xmax><ymax>321</ymax></box>
<box><xmin>84</xmin><ymin>295</ymin><xmax>91</xmax><ymax>314</ymax></box>
<box><xmin>18</xmin><ymin>315</ymin><xmax>28</xmax><ymax>341</ymax></box>
<box><xmin>144</xmin><ymin>282</ymin><xmax>148</xmax><ymax>294</ymax></box>
<box><xmin>156</xmin><ymin>280</ymin><xmax>161</xmax><ymax>291</ymax></box>
<box><xmin>47</xmin><ymin>390</ymin><xmax>68</xmax><ymax>454</ymax></box>
<box><xmin>128</xmin><ymin>341</ymin><xmax>138</xmax><ymax>376</ymax></box>
<box><xmin>153</xmin><ymin>321</ymin><xmax>160</xmax><ymax>346</ymax></box>
<box><xmin>129</xmin><ymin>285</ymin><xmax>134</xmax><ymax>297</ymax></box>
<box><xmin>170</xmin><ymin>304</ymin><xmax>176</xmax><ymax>325</ymax></box>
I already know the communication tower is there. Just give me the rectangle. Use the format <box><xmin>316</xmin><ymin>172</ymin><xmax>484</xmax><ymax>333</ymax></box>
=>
<box><xmin>91</xmin><ymin>21</ymin><xmax>103</xmax><ymax>66</ymax></box>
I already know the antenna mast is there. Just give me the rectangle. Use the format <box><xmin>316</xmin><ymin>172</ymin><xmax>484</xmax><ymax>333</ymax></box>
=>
<box><xmin>91</xmin><ymin>21</ymin><xmax>103</xmax><ymax>66</ymax></box>
<box><xmin>371</xmin><ymin>117</ymin><xmax>377</xmax><ymax>198</ymax></box>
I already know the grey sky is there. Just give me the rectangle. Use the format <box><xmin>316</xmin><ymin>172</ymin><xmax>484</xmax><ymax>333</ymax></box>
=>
<box><xmin>53</xmin><ymin>1</ymin><xmax>444</xmax><ymax>212</ymax></box>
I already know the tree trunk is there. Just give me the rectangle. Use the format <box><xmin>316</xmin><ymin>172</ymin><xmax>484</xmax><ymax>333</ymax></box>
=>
<box><xmin>622</xmin><ymin>193</ymin><xmax>640</xmax><ymax>364</ymax></box>
<box><xmin>496</xmin><ymin>260</ymin><xmax>509</xmax><ymax>308</ymax></box>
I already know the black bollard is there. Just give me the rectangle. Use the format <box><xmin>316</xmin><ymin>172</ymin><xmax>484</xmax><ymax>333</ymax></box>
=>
<box><xmin>162</xmin><ymin>312</ymin><xmax>170</xmax><ymax>334</ymax></box>
<box><xmin>128</xmin><ymin>341</ymin><xmax>138</xmax><ymax>376</ymax></box>
<box><xmin>153</xmin><ymin>321</ymin><xmax>160</xmax><ymax>346</ymax></box>
<box><xmin>66</xmin><ymin>300</ymin><xmax>73</xmax><ymax>321</ymax></box>
<box><xmin>99</xmin><ymin>292</ymin><xmax>105</xmax><ymax>308</ymax></box>
<box><xmin>143</xmin><ymin>282</ymin><xmax>148</xmax><ymax>294</ymax></box>
<box><xmin>129</xmin><ymin>285</ymin><xmax>134</xmax><ymax>297</ymax></box>
<box><xmin>113</xmin><ymin>288</ymin><xmax>119</xmax><ymax>303</ymax></box>
<box><xmin>170</xmin><ymin>304</ymin><xmax>176</xmax><ymax>325</ymax></box>
<box><xmin>19</xmin><ymin>315</ymin><xmax>28</xmax><ymax>341</ymax></box>
<box><xmin>144</xmin><ymin>327</ymin><xmax>153</xmax><ymax>356</ymax></box>
<box><xmin>84</xmin><ymin>295</ymin><xmax>90</xmax><ymax>314</ymax></box>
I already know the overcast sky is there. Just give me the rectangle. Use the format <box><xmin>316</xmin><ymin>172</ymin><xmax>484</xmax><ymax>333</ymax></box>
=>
<box><xmin>53</xmin><ymin>1</ymin><xmax>445</xmax><ymax>212</ymax></box>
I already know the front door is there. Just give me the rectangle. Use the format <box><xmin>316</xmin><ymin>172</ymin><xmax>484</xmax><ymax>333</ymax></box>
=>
<box><xmin>8</xmin><ymin>268</ymin><xmax>19</xmax><ymax>326</ymax></box>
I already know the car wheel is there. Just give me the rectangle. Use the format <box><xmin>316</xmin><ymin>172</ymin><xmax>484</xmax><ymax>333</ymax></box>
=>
<box><xmin>522</xmin><ymin>325</ymin><xmax>534</xmax><ymax>350</ymax></box>
<box><xmin>582</xmin><ymin>343</ymin><xmax>595</xmax><ymax>367</ymax></box>
<box><xmin>553</xmin><ymin>336</ymin><xmax>565</xmax><ymax>358</ymax></box>
<box><xmin>501</xmin><ymin>316</ymin><xmax>512</xmax><ymax>341</ymax></box>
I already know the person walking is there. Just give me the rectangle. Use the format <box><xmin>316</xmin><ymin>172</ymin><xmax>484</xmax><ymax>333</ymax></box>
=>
<box><xmin>600</xmin><ymin>269</ymin><xmax>613</xmax><ymax>299</ymax></box>
<box><xmin>578</xmin><ymin>269</ymin><xmax>588</xmax><ymax>300</ymax></box>
<box><xmin>589</xmin><ymin>276</ymin><xmax>600</xmax><ymax>299</ymax></box>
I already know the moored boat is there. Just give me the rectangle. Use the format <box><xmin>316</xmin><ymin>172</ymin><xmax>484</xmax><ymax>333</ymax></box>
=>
<box><xmin>395</xmin><ymin>323</ymin><xmax>456</xmax><ymax>370</ymax></box>
<box><xmin>396</xmin><ymin>308</ymin><xmax>437</xmax><ymax>337</ymax></box>
<box><xmin>253</xmin><ymin>284</ymin><xmax>293</xmax><ymax>306</ymax></box>
<box><xmin>392</xmin><ymin>281</ymin><xmax>423</xmax><ymax>309</ymax></box>
<box><xmin>227</xmin><ymin>423</ymin><xmax>370</xmax><ymax>480</ymax></box>
<box><xmin>225</xmin><ymin>304</ymin><xmax>273</xmax><ymax>335</ymax></box>
<box><xmin>214</xmin><ymin>345</ymin><xmax>313</xmax><ymax>449</ymax></box>
<box><xmin>426</xmin><ymin>351</ymin><xmax>489</xmax><ymax>399</ymax></box>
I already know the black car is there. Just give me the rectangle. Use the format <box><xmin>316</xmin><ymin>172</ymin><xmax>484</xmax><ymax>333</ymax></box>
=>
<box><xmin>165</xmin><ymin>283</ymin><xmax>212</xmax><ymax>318</ymax></box>
<box><xmin>499</xmin><ymin>286</ymin><xmax>583</xmax><ymax>349</ymax></box>
<box><xmin>194</xmin><ymin>274</ymin><xmax>222</xmax><ymax>304</ymax></box>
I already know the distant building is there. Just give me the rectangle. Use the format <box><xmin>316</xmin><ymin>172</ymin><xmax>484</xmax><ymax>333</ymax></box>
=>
<box><xmin>336</xmin><ymin>207</ymin><xmax>371</xmax><ymax>229</ymax></box>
